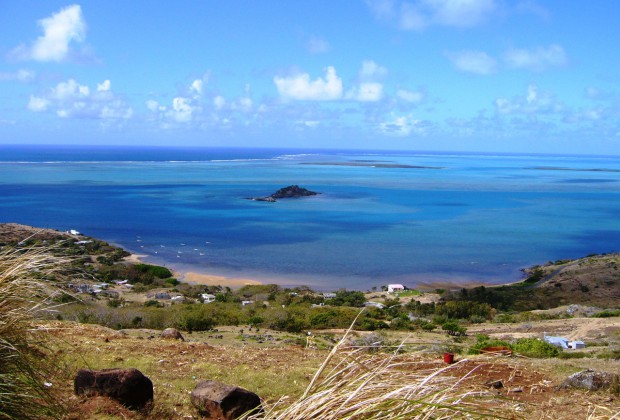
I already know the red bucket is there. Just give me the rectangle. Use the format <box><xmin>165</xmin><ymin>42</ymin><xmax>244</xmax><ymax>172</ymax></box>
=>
<box><xmin>443</xmin><ymin>352</ymin><xmax>455</xmax><ymax>364</ymax></box>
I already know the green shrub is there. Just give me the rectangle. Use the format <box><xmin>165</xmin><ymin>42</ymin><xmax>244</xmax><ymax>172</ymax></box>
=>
<box><xmin>441</xmin><ymin>321</ymin><xmax>467</xmax><ymax>337</ymax></box>
<box><xmin>558</xmin><ymin>352</ymin><xmax>588</xmax><ymax>359</ymax></box>
<box><xmin>596</xmin><ymin>349</ymin><xmax>620</xmax><ymax>360</ymax></box>
<box><xmin>593</xmin><ymin>310</ymin><xmax>620</xmax><ymax>318</ymax></box>
<box><xmin>512</xmin><ymin>338</ymin><xmax>559</xmax><ymax>358</ymax></box>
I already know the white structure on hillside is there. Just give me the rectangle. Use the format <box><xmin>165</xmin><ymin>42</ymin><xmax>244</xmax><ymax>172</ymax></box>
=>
<box><xmin>387</xmin><ymin>284</ymin><xmax>405</xmax><ymax>294</ymax></box>
<box><xmin>201</xmin><ymin>293</ymin><xmax>216</xmax><ymax>303</ymax></box>
<box><xmin>569</xmin><ymin>340</ymin><xmax>586</xmax><ymax>349</ymax></box>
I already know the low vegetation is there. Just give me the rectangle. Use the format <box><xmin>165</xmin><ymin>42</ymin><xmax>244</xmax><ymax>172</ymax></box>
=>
<box><xmin>2</xmin><ymin>224</ymin><xmax>620</xmax><ymax>418</ymax></box>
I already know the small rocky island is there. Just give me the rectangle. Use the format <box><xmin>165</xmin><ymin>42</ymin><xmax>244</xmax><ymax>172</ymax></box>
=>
<box><xmin>247</xmin><ymin>185</ymin><xmax>320</xmax><ymax>202</ymax></box>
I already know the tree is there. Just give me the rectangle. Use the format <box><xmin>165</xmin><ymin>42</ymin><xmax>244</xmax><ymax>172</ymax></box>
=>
<box><xmin>441</xmin><ymin>321</ymin><xmax>467</xmax><ymax>337</ymax></box>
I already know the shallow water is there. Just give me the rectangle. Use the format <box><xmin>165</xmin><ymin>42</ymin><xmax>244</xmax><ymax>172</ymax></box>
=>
<box><xmin>1</xmin><ymin>145</ymin><xmax>619</xmax><ymax>290</ymax></box>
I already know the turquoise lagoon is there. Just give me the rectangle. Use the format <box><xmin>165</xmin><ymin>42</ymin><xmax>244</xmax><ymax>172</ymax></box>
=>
<box><xmin>1</xmin><ymin>145</ymin><xmax>619</xmax><ymax>290</ymax></box>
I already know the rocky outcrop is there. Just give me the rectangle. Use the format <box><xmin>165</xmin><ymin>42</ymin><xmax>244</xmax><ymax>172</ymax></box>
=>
<box><xmin>190</xmin><ymin>380</ymin><xmax>262</xmax><ymax>419</ymax></box>
<box><xmin>247</xmin><ymin>185</ymin><xmax>319</xmax><ymax>202</ymax></box>
<box><xmin>74</xmin><ymin>368</ymin><xmax>153</xmax><ymax>410</ymax></box>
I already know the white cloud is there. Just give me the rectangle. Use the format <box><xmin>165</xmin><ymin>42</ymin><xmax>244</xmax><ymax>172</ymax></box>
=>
<box><xmin>169</xmin><ymin>97</ymin><xmax>195</xmax><ymax>122</ymax></box>
<box><xmin>190</xmin><ymin>79</ymin><xmax>203</xmax><ymax>95</ymax></box>
<box><xmin>379</xmin><ymin>113</ymin><xmax>424</xmax><ymax>136</ymax></box>
<box><xmin>97</xmin><ymin>80</ymin><xmax>111</xmax><ymax>92</ymax></box>
<box><xmin>146</xmin><ymin>100</ymin><xmax>160</xmax><ymax>112</ymax></box>
<box><xmin>13</xmin><ymin>5</ymin><xmax>86</xmax><ymax>62</ymax></box>
<box><xmin>307</xmin><ymin>36</ymin><xmax>330</xmax><ymax>54</ymax></box>
<box><xmin>504</xmin><ymin>44</ymin><xmax>567</xmax><ymax>71</ymax></box>
<box><xmin>430</xmin><ymin>0</ymin><xmax>496</xmax><ymax>27</ymax></box>
<box><xmin>28</xmin><ymin>78</ymin><xmax>132</xmax><ymax>120</ymax></box>
<box><xmin>396</xmin><ymin>89</ymin><xmax>424</xmax><ymax>103</ymax></box>
<box><xmin>0</xmin><ymin>69</ymin><xmax>36</xmax><ymax>83</ymax></box>
<box><xmin>213</xmin><ymin>96</ymin><xmax>226</xmax><ymax>110</ymax></box>
<box><xmin>371</xmin><ymin>0</ymin><xmax>497</xmax><ymax>30</ymax></box>
<box><xmin>446</xmin><ymin>50</ymin><xmax>497</xmax><ymax>75</ymax></box>
<box><xmin>359</xmin><ymin>60</ymin><xmax>388</xmax><ymax>80</ymax></box>
<box><xmin>347</xmin><ymin>82</ymin><xmax>384</xmax><ymax>102</ymax></box>
<box><xmin>27</xmin><ymin>95</ymin><xmax>50</xmax><ymax>112</ymax></box>
<box><xmin>495</xmin><ymin>84</ymin><xmax>562</xmax><ymax>115</ymax></box>
<box><xmin>274</xmin><ymin>66</ymin><xmax>343</xmax><ymax>101</ymax></box>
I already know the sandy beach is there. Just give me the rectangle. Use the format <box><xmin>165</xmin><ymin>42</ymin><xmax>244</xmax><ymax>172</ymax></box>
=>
<box><xmin>124</xmin><ymin>252</ymin><xmax>263</xmax><ymax>288</ymax></box>
<box><xmin>181</xmin><ymin>272</ymin><xmax>263</xmax><ymax>287</ymax></box>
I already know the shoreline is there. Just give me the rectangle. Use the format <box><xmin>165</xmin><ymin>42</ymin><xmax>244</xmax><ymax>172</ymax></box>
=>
<box><xmin>125</xmin><ymin>250</ymin><xmax>524</xmax><ymax>291</ymax></box>
<box><xmin>124</xmin><ymin>252</ymin><xmax>265</xmax><ymax>289</ymax></box>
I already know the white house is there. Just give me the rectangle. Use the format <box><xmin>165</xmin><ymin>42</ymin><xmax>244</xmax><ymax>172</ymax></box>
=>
<box><xmin>323</xmin><ymin>292</ymin><xmax>337</xmax><ymax>299</ymax></box>
<box><xmin>241</xmin><ymin>300</ymin><xmax>254</xmax><ymax>306</ymax></box>
<box><xmin>569</xmin><ymin>340</ymin><xmax>586</xmax><ymax>349</ymax></box>
<box><xmin>69</xmin><ymin>229</ymin><xmax>81</xmax><ymax>236</ymax></box>
<box><xmin>387</xmin><ymin>284</ymin><xmax>405</xmax><ymax>294</ymax></box>
<box><xmin>201</xmin><ymin>293</ymin><xmax>216</xmax><ymax>303</ymax></box>
<box><xmin>364</xmin><ymin>301</ymin><xmax>386</xmax><ymax>309</ymax></box>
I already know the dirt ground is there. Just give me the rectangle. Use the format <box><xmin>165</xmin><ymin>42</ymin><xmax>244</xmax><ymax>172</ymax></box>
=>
<box><xmin>41</xmin><ymin>321</ymin><xmax>620</xmax><ymax>419</ymax></box>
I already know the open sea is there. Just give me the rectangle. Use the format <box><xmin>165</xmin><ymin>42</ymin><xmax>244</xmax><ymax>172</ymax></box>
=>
<box><xmin>1</xmin><ymin>145</ymin><xmax>619</xmax><ymax>290</ymax></box>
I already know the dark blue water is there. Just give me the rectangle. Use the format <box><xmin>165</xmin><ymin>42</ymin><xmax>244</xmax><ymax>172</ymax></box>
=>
<box><xmin>1</xmin><ymin>145</ymin><xmax>619</xmax><ymax>290</ymax></box>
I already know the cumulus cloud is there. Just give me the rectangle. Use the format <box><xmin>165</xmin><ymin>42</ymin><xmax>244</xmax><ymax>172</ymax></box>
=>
<box><xmin>274</xmin><ymin>66</ymin><xmax>343</xmax><ymax>101</ymax></box>
<box><xmin>0</xmin><ymin>69</ymin><xmax>36</xmax><ymax>83</ymax></box>
<box><xmin>369</xmin><ymin>0</ymin><xmax>497</xmax><ymax>30</ymax></box>
<box><xmin>28</xmin><ymin>78</ymin><xmax>133</xmax><ymax>120</ymax></box>
<box><xmin>12</xmin><ymin>5</ymin><xmax>86</xmax><ymax>62</ymax></box>
<box><xmin>446</xmin><ymin>50</ymin><xmax>497</xmax><ymax>75</ymax></box>
<box><xmin>504</xmin><ymin>44</ymin><xmax>567</xmax><ymax>71</ymax></box>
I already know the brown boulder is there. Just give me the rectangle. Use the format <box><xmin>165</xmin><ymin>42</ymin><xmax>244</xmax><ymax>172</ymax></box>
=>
<box><xmin>160</xmin><ymin>327</ymin><xmax>184</xmax><ymax>341</ymax></box>
<box><xmin>190</xmin><ymin>380</ymin><xmax>262</xmax><ymax>419</ymax></box>
<box><xmin>74</xmin><ymin>368</ymin><xmax>153</xmax><ymax>410</ymax></box>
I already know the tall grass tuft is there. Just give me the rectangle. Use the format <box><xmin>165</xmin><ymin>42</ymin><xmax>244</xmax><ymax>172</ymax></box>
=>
<box><xmin>0</xmin><ymin>244</ymin><xmax>73</xmax><ymax>419</ymax></box>
<box><xmin>254</xmin><ymin>312</ymin><xmax>500</xmax><ymax>420</ymax></box>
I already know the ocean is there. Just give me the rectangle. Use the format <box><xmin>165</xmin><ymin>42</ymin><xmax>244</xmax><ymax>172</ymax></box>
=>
<box><xmin>1</xmin><ymin>145</ymin><xmax>619</xmax><ymax>290</ymax></box>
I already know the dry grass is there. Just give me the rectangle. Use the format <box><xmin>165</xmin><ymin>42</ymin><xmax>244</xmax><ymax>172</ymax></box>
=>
<box><xmin>255</xmin><ymin>314</ymin><xmax>500</xmax><ymax>420</ymax></box>
<box><xmin>0</xmin><ymin>243</ymin><xmax>74</xmax><ymax>419</ymax></box>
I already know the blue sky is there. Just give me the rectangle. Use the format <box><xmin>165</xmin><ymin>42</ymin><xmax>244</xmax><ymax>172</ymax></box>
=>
<box><xmin>1</xmin><ymin>1</ymin><xmax>619</xmax><ymax>153</ymax></box>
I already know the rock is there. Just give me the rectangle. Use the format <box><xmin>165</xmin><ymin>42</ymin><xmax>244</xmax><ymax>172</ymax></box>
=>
<box><xmin>485</xmin><ymin>380</ymin><xmax>503</xmax><ymax>389</ymax></box>
<box><xmin>190</xmin><ymin>380</ymin><xmax>262</xmax><ymax>419</ymax></box>
<box><xmin>270</xmin><ymin>185</ymin><xmax>319</xmax><ymax>199</ymax></box>
<box><xmin>560</xmin><ymin>369</ymin><xmax>620</xmax><ymax>392</ymax></box>
<box><xmin>247</xmin><ymin>185</ymin><xmax>319</xmax><ymax>202</ymax></box>
<box><xmin>160</xmin><ymin>327</ymin><xmax>184</xmax><ymax>341</ymax></box>
<box><xmin>74</xmin><ymin>368</ymin><xmax>153</xmax><ymax>410</ymax></box>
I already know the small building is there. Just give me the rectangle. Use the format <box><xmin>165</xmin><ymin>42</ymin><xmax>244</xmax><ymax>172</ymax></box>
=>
<box><xmin>114</xmin><ymin>280</ymin><xmax>129</xmax><ymax>285</ymax></box>
<box><xmin>569</xmin><ymin>340</ymin><xmax>586</xmax><ymax>350</ymax></box>
<box><xmin>241</xmin><ymin>300</ymin><xmax>254</xmax><ymax>306</ymax></box>
<box><xmin>69</xmin><ymin>229</ymin><xmax>81</xmax><ymax>235</ymax></box>
<box><xmin>364</xmin><ymin>301</ymin><xmax>386</xmax><ymax>309</ymax></box>
<box><xmin>543</xmin><ymin>335</ymin><xmax>569</xmax><ymax>349</ymax></box>
<box><xmin>201</xmin><ymin>293</ymin><xmax>216</xmax><ymax>303</ymax></box>
<box><xmin>323</xmin><ymin>292</ymin><xmax>337</xmax><ymax>299</ymax></box>
<box><xmin>387</xmin><ymin>284</ymin><xmax>405</xmax><ymax>294</ymax></box>
<box><xmin>171</xmin><ymin>295</ymin><xmax>185</xmax><ymax>303</ymax></box>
